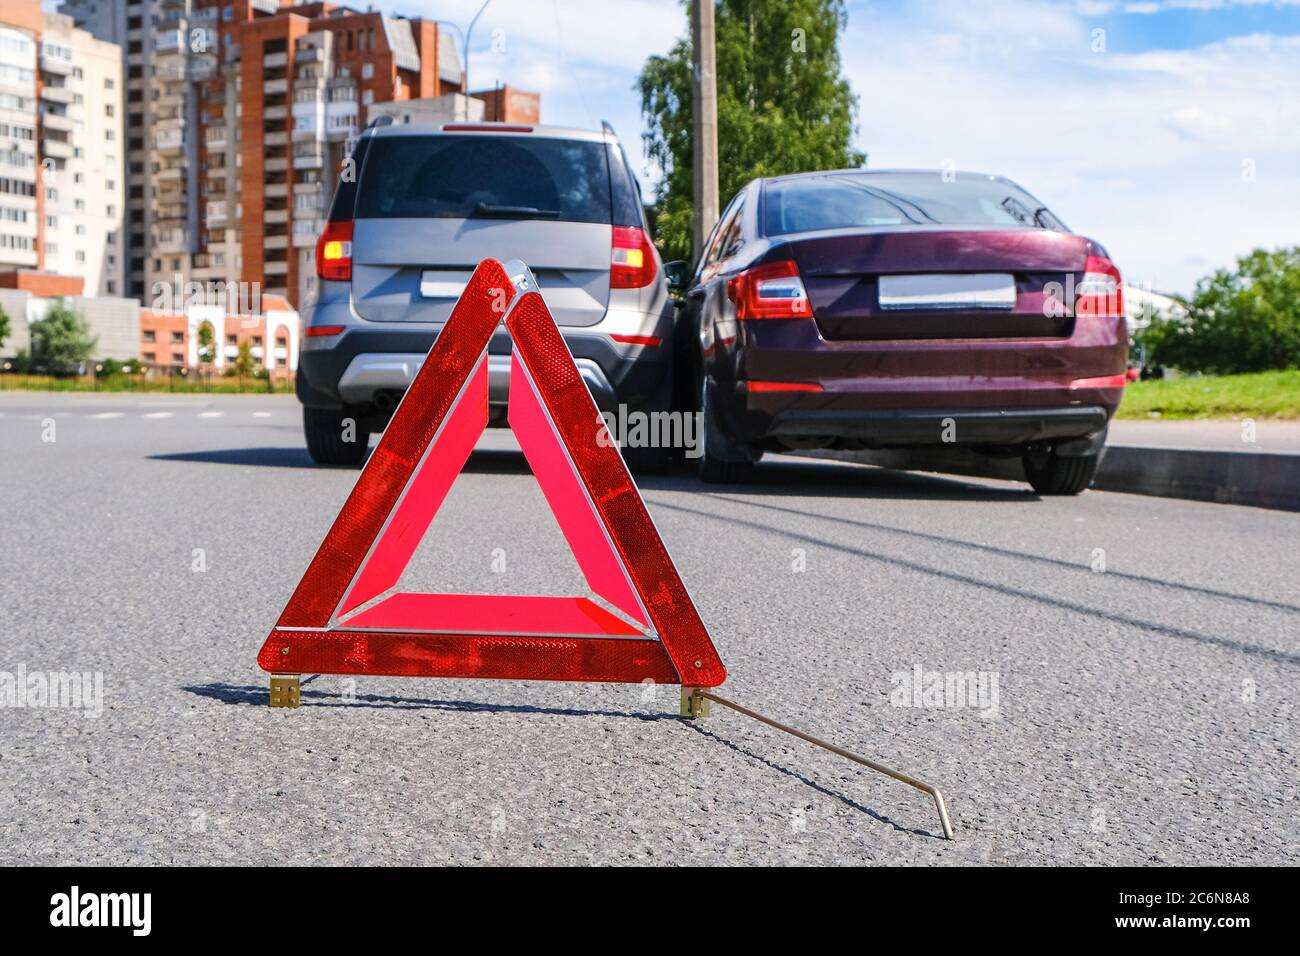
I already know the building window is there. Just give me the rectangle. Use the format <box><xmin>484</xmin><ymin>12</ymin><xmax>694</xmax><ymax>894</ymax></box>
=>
<box><xmin>362</xmin><ymin>62</ymin><xmax>374</xmax><ymax>80</ymax></box>
<box><xmin>143</xmin><ymin>330</ymin><xmax>156</xmax><ymax>343</ymax></box>
<box><xmin>143</xmin><ymin>352</ymin><xmax>155</xmax><ymax>363</ymax></box>
<box><xmin>171</xmin><ymin>331</ymin><xmax>184</xmax><ymax>344</ymax></box>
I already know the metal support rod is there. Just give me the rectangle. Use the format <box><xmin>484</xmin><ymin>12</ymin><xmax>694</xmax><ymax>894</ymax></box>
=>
<box><xmin>694</xmin><ymin>689</ymin><xmax>954</xmax><ymax>840</ymax></box>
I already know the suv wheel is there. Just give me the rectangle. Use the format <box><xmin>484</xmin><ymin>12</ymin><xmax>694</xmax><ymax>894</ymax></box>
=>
<box><xmin>1022</xmin><ymin>445</ymin><xmax>1100</xmax><ymax>496</ymax></box>
<box><xmin>303</xmin><ymin>406</ymin><xmax>369</xmax><ymax>466</ymax></box>
<box><xmin>698</xmin><ymin>375</ymin><xmax>757</xmax><ymax>483</ymax></box>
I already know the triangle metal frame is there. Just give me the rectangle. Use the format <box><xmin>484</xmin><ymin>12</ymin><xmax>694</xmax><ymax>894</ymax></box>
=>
<box><xmin>258</xmin><ymin>258</ymin><xmax>726</xmax><ymax>688</ymax></box>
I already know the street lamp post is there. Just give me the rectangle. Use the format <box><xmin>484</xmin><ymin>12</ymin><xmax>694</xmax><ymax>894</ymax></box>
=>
<box><xmin>431</xmin><ymin>1</ymin><xmax>491</xmax><ymax>121</ymax></box>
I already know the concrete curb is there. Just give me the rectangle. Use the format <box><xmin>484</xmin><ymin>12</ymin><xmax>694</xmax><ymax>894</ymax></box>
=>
<box><xmin>1094</xmin><ymin>445</ymin><xmax>1300</xmax><ymax>512</ymax></box>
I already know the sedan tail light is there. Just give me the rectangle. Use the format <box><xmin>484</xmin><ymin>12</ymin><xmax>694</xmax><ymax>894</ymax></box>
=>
<box><xmin>726</xmin><ymin>260</ymin><xmax>812</xmax><ymax>320</ymax></box>
<box><xmin>610</xmin><ymin>226</ymin><xmax>656</xmax><ymax>289</ymax></box>
<box><xmin>1075</xmin><ymin>255</ymin><xmax>1123</xmax><ymax>318</ymax></box>
<box><xmin>315</xmin><ymin>220</ymin><xmax>353</xmax><ymax>282</ymax></box>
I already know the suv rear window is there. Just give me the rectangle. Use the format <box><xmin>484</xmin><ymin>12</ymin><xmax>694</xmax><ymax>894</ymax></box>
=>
<box><xmin>762</xmin><ymin>173</ymin><xmax>1066</xmax><ymax>235</ymax></box>
<box><xmin>355</xmin><ymin>134</ymin><xmax>612</xmax><ymax>224</ymax></box>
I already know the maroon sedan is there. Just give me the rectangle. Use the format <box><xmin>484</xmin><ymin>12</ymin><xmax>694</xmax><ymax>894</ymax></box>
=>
<box><xmin>670</xmin><ymin>170</ymin><xmax>1127</xmax><ymax>494</ymax></box>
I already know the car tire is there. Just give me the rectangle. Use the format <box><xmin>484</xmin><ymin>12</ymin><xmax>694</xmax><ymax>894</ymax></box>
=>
<box><xmin>1022</xmin><ymin>446</ymin><xmax>1100</xmax><ymax>495</ymax></box>
<box><xmin>698</xmin><ymin>374</ymin><xmax>756</xmax><ymax>483</ymax></box>
<box><xmin>303</xmin><ymin>406</ymin><xmax>369</xmax><ymax>466</ymax></box>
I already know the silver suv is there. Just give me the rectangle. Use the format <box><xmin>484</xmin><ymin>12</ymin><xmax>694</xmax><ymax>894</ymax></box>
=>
<box><xmin>297</xmin><ymin>120</ymin><xmax>675</xmax><ymax>468</ymax></box>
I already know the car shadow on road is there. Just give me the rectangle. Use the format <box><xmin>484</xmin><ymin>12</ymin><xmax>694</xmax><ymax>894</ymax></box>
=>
<box><xmin>146</xmin><ymin>442</ymin><xmax>1027</xmax><ymax>502</ymax></box>
<box><xmin>183</xmin><ymin>680</ymin><xmax>676</xmax><ymax>721</ymax></box>
<box><xmin>639</xmin><ymin>457</ymin><xmax>1036</xmax><ymax>502</ymax></box>
<box><xmin>150</xmin><ymin>447</ymin><xmax>317</xmax><ymax>468</ymax></box>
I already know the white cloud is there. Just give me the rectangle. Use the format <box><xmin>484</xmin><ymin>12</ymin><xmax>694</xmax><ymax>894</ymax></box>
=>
<box><xmin>842</xmin><ymin>5</ymin><xmax>1300</xmax><ymax>293</ymax></box>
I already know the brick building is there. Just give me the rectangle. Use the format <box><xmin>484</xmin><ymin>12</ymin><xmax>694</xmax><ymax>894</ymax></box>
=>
<box><xmin>61</xmin><ymin>0</ymin><xmax>529</xmax><ymax>310</ymax></box>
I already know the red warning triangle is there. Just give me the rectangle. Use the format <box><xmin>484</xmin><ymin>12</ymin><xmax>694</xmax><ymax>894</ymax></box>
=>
<box><xmin>258</xmin><ymin>258</ymin><xmax>726</xmax><ymax>687</ymax></box>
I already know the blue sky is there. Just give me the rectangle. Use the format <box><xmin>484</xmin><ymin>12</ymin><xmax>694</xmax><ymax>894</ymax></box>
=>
<box><xmin>388</xmin><ymin>0</ymin><xmax>1299</xmax><ymax>295</ymax></box>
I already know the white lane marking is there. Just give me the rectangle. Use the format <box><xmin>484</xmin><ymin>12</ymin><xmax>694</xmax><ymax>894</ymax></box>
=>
<box><xmin>90</xmin><ymin>412</ymin><xmax>125</xmax><ymax>419</ymax></box>
<box><xmin>252</xmin><ymin>411</ymin><xmax>272</xmax><ymax>418</ymax></box>
<box><xmin>198</xmin><ymin>411</ymin><xmax>224</xmax><ymax>419</ymax></box>
<box><xmin>144</xmin><ymin>412</ymin><xmax>175</xmax><ymax>419</ymax></box>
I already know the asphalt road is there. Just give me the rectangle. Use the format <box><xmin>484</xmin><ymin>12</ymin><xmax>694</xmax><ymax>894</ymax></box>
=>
<box><xmin>1</xmin><ymin>391</ymin><xmax>1296</xmax><ymax>865</ymax></box>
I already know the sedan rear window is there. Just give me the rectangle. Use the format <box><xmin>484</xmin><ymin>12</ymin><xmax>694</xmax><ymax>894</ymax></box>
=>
<box><xmin>355</xmin><ymin>134</ymin><xmax>612</xmax><ymax>224</ymax></box>
<box><xmin>762</xmin><ymin>173</ymin><xmax>1066</xmax><ymax>236</ymax></box>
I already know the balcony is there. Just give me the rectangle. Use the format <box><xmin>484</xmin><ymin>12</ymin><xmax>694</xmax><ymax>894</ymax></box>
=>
<box><xmin>264</xmin><ymin>51</ymin><xmax>289</xmax><ymax>69</ymax></box>
<box><xmin>40</xmin><ymin>54</ymin><xmax>74</xmax><ymax>76</ymax></box>
<box><xmin>188</xmin><ymin>57</ymin><xmax>217</xmax><ymax>82</ymax></box>
<box><xmin>295</xmin><ymin>46</ymin><xmax>326</xmax><ymax>65</ymax></box>
<box><xmin>263</xmin><ymin>78</ymin><xmax>288</xmax><ymax>96</ymax></box>
<box><xmin>153</xmin><ymin>130</ymin><xmax>185</xmax><ymax>153</ymax></box>
<box><xmin>293</xmin><ymin>180</ymin><xmax>324</xmax><ymax>195</ymax></box>
<box><xmin>264</xmin><ymin>131</ymin><xmax>288</xmax><ymax>148</ymax></box>
<box><xmin>292</xmin><ymin>151</ymin><xmax>324</xmax><ymax>170</ymax></box>
<box><xmin>40</xmin><ymin>112</ymin><xmax>75</xmax><ymax>133</ymax></box>
<box><xmin>204</xmin><ymin>129</ymin><xmax>228</xmax><ymax>150</ymax></box>
<box><xmin>154</xmin><ymin>229</ymin><xmax>191</xmax><ymax>253</ymax></box>
<box><xmin>41</xmin><ymin>137</ymin><xmax>74</xmax><ymax>160</ymax></box>
<box><xmin>264</xmin><ymin>234</ymin><xmax>288</xmax><ymax>250</ymax></box>
<box><xmin>264</xmin><ymin>209</ymin><xmax>289</xmax><ymax>224</ymax></box>
<box><xmin>263</xmin><ymin>105</ymin><xmax>287</xmax><ymax>121</ymax></box>
<box><xmin>264</xmin><ymin>182</ymin><xmax>288</xmax><ymax>199</ymax></box>
<box><xmin>40</xmin><ymin>84</ymin><xmax>75</xmax><ymax>105</ymax></box>
<box><xmin>264</xmin><ymin>157</ymin><xmax>288</xmax><ymax>173</ymax></box>
<box><xmin>153</xmin><ymin>29</ymin><xmax>185</xmax><ymax>54</ymax></box>
<box><xmin>264</xmin><ymin>260</ymin><xmax>288</xmax><ymax>276</ymax></box>
<box><xmin>156</xmin><ymin>165</ymin><xmax>185</xmax><ymax>181</ymax></box>
<box><xmin>152</xmin><ymin>61</ymin><xmax>187</xmax><ymax>83</ymax></box>
<box><xmin>205</xmin><ymin>201</ymin><xmax>227</xmax><ymax>224</ymax></box>
<box><xmin>293</xmin><ymin>219</ymin><xmax>322</xmax><ymax>247</ymax></box>
<box><xmin>293</xmin><ymin>194</ymin><xmax>323</xmax><ymax>216</ymax></box>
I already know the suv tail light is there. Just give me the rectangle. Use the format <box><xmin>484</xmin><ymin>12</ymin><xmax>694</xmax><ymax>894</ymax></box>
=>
<box><xmin>726</xmin><ymin>260</ymin><xmax>811</xmax><ymax>320</ymax></box>
<box><xmin>610</xmin><ymin>226</ymin><xmax>656</xmax><ymax>289</ymax></box>
<box><xmin>315</xmin><ymin>220</ymin><xmax>353</xmax><ymax>282</ymax></box>
<box><xmin>1075</xmin><ymin>255</ymin><xmax>1123</xmax><ymax>318</ymax></box>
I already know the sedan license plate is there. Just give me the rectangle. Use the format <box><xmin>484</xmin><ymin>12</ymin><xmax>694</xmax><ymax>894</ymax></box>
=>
<box><xmin>878</xmin><ymin>273</ymin><xmax>1016</xmax><ymax>311</ymax></box>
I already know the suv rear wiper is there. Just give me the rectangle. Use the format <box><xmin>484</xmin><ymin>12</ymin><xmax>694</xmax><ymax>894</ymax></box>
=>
<box><xmin>473</xmin><ymin>202</ymin><xmax>561</xmax><ymax>220</ymax></box>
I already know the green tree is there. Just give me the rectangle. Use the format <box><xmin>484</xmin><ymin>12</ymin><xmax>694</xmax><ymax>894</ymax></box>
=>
<box><xmin>639</xmin><ymin>0</ymin><xmax>863</xmax><ymax>262</ymax></box>
<box><xmin>234</xmin><ymin>338</ymin><xmax>255</xmax><ymax>377</ymax></box>
<box><xmin>1142</xmin><ymin>247</ymin><xmax>1300</xmax><ymax>374</ymax></box>
<box><xmin>0</xmin><ymin>302</ymin><xmax>10</xmax><ymax>352</ymax></box>
<box><xmin>196</xmin><ymin>320</ymin><xmax>215</xmax><ymax>365</ymax></box>
<box><xmin>29</xmin><ymin>300</ymin><xmax>97</xmax><ymax>376</ymax></box>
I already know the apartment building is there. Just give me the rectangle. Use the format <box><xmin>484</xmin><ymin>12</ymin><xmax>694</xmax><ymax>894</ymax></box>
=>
<box><xmin>0</xmin><ymin>3</ymin><xmax>124</xmax><ymax>296</ymax></box>
<box><xmin>62</xmin><ymin>0</ymin><xmax>470</xmax><ymax>309</ymax></box>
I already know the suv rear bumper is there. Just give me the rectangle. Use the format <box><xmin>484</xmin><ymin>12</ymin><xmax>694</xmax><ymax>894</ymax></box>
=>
<box><xmin>334</xmin><ymin>352</ymin><xmax>619</xmax><ymax>408</ymax></box>
<box><xmin>297</xmin><ymin>326</ymin><xmax>668</xmax><ymax>415</ymax></box>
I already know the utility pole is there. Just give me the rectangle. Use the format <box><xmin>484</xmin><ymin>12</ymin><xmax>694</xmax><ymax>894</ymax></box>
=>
<box><xmin>691</xmin><ymin>0</ymin><xmax>719</xmax><ymax>261</ymax></box>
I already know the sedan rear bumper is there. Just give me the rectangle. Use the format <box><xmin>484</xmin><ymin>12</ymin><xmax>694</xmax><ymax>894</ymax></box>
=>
<box><xmin>767</xmin><ymin>405</ymin><xmax>1109</xmax><ymax>449</ymax></box>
